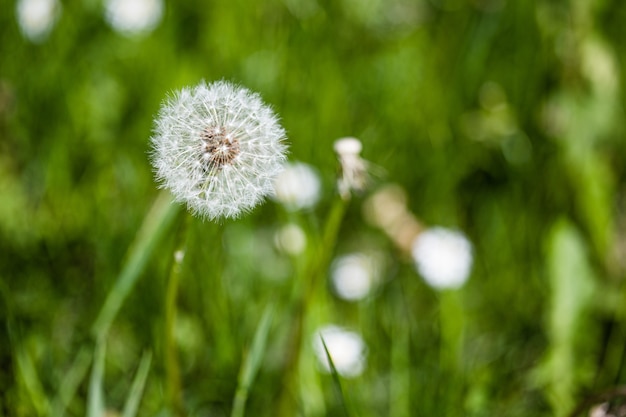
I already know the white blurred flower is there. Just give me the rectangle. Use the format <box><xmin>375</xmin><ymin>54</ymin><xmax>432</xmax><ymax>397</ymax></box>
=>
<box><xmin>312</xmin><ymin>325</ymin><xmax>367</xmax><ymax>378</ymax></box>
<box><xmin>105</xmin><ymin>0</ymin><xmax>163</xmax><ymax>36</ymax></box>
<box><xmin>16</xmin><ymin>0</ymin><xmax>61</xmax><ymax>42</ymax></box>
<box><xmin>331</xmin><ymin>253</ymin><xmax>379</xmax><ymax>301</ymax></box>
<box><xmin>411</xmin><ymin>227</ymin><xmax>473</xmax><ymax>290</ymax></box>
<box><xmin>274</xmin><ymin>223</ymin><xmax>306</xmax><ymax>255</ymax></box>
<box><xmin>273</xmin><ymin>161</ymin><xmax>321</xmax><ymax>210</ymax></box>
<box><xmin>151</xmin><ymin>81</ymin><xmax>288</xmax><ymax>220</ymax></box>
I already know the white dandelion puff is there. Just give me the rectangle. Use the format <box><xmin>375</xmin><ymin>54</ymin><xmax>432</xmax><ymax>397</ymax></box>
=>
<box><xmin>273</xmin><ymin>161</ymin><xmax>321</xmax><ymax>210</ymax></box>
<box><xmin>16</xmin><ymin>0</ymin><xmax>61</xmax><ymax>42</ymax></box>
<box><xmin>150</xmin><ymin>81</ymin><xmax>288</xmax><ymax>220</ymax></box>
<box><xmin>312</xmin><ymin>325</ymin><xmax>367</xmax><ymax>378</ymax></box>
<box><xmin>411</xmin><ymin>227</ymin><xmax>473</xmax><ymax>290</ymax></box>
<box><xmin>331</xmin><ymin>253</ymin><xmax>380</xmax><ymax>301</ymax></box>
<box><xmin>104</xmin><ymin>0</ymin><xmax>163</xmax><ymax>36</ymax></box>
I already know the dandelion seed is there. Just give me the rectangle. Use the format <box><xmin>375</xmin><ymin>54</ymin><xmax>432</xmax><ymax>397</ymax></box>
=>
<box><xmin>411</xmin><ymin>227</ymin><xmax>473</xmax><ymax>290</ymax></box>
<box><xmin>312</xmin><ymin>325</ymin><xmax>367</xmax><ymax>378</ymax></box>
<box><xmin>151</xmin><ymin>81</ymin><xmax>288</xmax><ymax>220</ymax></box>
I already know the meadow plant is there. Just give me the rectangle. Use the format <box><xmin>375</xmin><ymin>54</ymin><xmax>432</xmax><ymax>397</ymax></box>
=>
<box><xmin>151</xmin><ymin>80</ymin><xmax>288</xmax><ymax>220</ymax></box>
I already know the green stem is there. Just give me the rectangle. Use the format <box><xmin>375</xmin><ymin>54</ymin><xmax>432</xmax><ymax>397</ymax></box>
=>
<box><xmin>165</xmin><ymin>255</ymin><xmax>183</xmax><ymax>415</ymax></box>
<box><xmin>165</xmin><ymin>217</ymin><xmax>189</xmax><ymax>417</ymax></box>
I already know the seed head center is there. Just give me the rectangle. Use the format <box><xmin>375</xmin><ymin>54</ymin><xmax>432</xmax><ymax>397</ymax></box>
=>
<box><xmin>200</xmin><ymin>127</ymin><xmax>240</xmax><ymax>169</ymax></box>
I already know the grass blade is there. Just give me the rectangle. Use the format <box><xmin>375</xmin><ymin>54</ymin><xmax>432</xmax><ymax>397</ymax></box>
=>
<box><xmin>121</xmin><ymin>351</ymin><xmax>153</xmax><ymax>417</ymax></box>
<box><xmin>15</xmin><ymin>344</ymin><xmax>50</xmax><ymax>416</ymax></box>
<box><xmin>87</xmin><ymin>339</ymin><xmax>106</xmax><ymax>417</ymax></box>
<box><xmin>320</xmin><ymin>336</ymin><xmax>351</xmax><ymax>417</ymax></box>
<box><xmin>91</xmin><ymin>191</ymin><xmax>180</xmax><ymax>340</ymax></box>
<box><xmin>231</xmin><ymin>305</ymin><xmax>274</xmax><ymax>417</ymax></box>
<box><xmin>51</xmin><ymin>347</ymin><xmax>92</xmax><ymax>417</ymax></box>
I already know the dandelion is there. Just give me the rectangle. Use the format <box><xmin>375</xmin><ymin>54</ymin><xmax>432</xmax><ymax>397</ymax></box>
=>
<box><xmin>151</xmin><ymin>81</ymin><xmax>288</xmax><ymax>220</ymax></box>
<box><xmin>411</xmin><ymin>227</ymin><xmax>473</xmax><ymax>290</ymax></box>
<box><xmin>273</xmin><ymin>161</ymin><xmax>321</xmax><ymax>210</ymax></box>
<box><xmin>105</xmin><ymin>0</ymin><xmax>163</xmax><ymax>36</ymax></box>
<box><xmin>312</xmin><ymin>325</ymin><xmax>367</xmax><ymax>378</ymax></box>
<box><xmin>331</xmin><ymin>253</ymin><xmax>380</xmax><ymax>301</ymax></box>
<box><xmin>16</xmin><ymin>0</ymin><xmax>61</xmax><ymax>42</ymax></box>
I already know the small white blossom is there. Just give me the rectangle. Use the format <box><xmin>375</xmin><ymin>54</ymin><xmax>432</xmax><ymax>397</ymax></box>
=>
<box><xmin>105</xmin><ymin>0</ymin><xmax>163</xmax><ymax>36</ymax></box>
<box><xmin>312</xmin><ymin>325</ymin><xmax>367</xmax><ymax>378</ymax></box>
<box><xmin>151</xmin><ymin>81</ymin><xmax>288</xmax><ymax>220</ymax></box>
<box><xmin>16</xmin><ymin>0</ymin><xmax>61</xmax><ymax>42</ymax></box>
<box><xmin>411</xmin><ymin>227</ymin><xmax>473</xmax><ymax>290</ymax></box>
<box><xmin>273</xmin><ymin>161</ymin><xmax>321</xmax><ymax>210</ymax></box>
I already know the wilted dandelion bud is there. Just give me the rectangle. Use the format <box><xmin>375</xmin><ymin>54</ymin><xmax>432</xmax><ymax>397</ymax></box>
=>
<box><xmin>312</xmin><ymin>325</ymin><xmax>367</xmax><ymax>378</ymax></box>
<box><xmin>273</xmin><ymin>161</ymin><xmax>321</xmax><ymax>210</ymax></box>
<box><xmin>334</xmin><ymin>137</ymin><xmax>369</xmax><ymax>199</ymax></box>
<box><xmin>411</xmin><ymin>227</ymin><xmax>473</xmax><ymax>290</ymax></box>
<box><xmin>151</xmin><ymin>81</ymin><xmax>288</xmax><ymax>220</ymax></box>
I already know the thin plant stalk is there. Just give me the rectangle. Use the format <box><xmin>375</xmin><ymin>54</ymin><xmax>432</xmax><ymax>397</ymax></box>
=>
<box><xmin>165</xmin><ymin>219</ymin><xmax>189</xmax><ymax>417</ymax></box>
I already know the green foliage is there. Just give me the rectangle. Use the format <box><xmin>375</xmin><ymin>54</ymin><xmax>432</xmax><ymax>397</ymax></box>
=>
<box><xmin>2</xmin><ymin>0</ymin><xmax>626</xmax><ymax>416</ymax></box>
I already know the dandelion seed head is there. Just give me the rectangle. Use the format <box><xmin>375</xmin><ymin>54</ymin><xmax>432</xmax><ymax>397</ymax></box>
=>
<box><xmin>411</xmin><ymin>227</ymin><xmax>473</xmax><ymax>290</ymax></box>
<box><xmin>273</xmin><ymin>161</ymin><xmax>321</xmax><ymax>210</ymax></box>
<box><xmin>16</xmin><ymin>0</ymin><xmax>60</xmax><ymax>42</ymax></box>
<box><xmin>312</xmin><ymin>325</ymin><xmax>367</xmax><ymax>378</ymax></box>
<box><xmin>151</xmin><ymin>81</ymin><xmax>288</xmax><ymax>220</ymax></box>
<box><xmin>105</xmin><ymin>0</ymin><xmax>163</xmax><ymax>36</ymax></box>
<box><xmin>331</xmin><ymin>253</ymin><xmax>379</xmax><ymax>301</ymax></box>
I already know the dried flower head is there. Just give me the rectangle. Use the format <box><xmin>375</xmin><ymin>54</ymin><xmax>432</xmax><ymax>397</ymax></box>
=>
<box><xmin>151</xmin><ymin>81</ymin><xmax>288</xmax><ymax>220</ymax></box>
<box><xmin>333</xmin><ymin>137</ymin><xmax>371</xmax><ymax>199</ymax></box>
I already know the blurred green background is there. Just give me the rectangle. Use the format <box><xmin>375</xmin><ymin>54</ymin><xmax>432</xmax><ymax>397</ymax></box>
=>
<box><xmin>2</xmin><ymin>0</ymin><xmax>626</xmax><ymax>416</ymax></box>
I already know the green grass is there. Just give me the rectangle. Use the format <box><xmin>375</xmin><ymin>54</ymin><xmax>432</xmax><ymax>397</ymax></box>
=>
<box><xmin>2</xmin><ymin>1</ymin><xmax>626</xmax><ymax>416</ymax></box>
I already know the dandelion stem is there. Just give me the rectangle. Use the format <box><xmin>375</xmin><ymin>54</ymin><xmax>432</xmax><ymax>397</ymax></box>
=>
<box><xmin>165</xmin><ymin>217</ymin><xmax>189</xmax><ymax>417</ymax></box>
